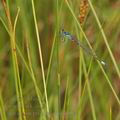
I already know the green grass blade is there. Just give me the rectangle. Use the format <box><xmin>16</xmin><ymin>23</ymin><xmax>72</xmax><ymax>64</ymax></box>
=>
<box><xmin>0</xmin><ymin>92</ymin><xmax>7</xmax><ymax>120</ymax></box>
<box><xmin>88</xmin><ymin>0</ymin><xmax>120</xmax><ymax>79</ymax></box>
<box><xmin>31</xmin><ymin>0</ymin><xmax>49</xmax><ymax>114</ymax></box>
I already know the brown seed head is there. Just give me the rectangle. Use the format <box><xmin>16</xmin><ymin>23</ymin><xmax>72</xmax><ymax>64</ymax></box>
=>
<box><xmin>78</xmin><ymin>0</ymin><xmax>89</xmax><ymax>25</ymax></box>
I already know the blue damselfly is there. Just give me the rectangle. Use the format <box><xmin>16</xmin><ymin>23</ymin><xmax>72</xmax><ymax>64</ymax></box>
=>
<box><xmin>60</xmin><ymin>28</ymin><xmax>106</xmax><ymax>66</ymax></box>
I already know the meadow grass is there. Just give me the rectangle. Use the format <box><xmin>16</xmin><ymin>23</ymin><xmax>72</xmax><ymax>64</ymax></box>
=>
<box><xmin>0</xmin><ymin>0</ymin><xmax>120</xmax><ymax>120</ymax></box>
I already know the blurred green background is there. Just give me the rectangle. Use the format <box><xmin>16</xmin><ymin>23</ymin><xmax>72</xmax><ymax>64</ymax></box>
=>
<box><xmin>0</xmin><ymin>0</ymin><xmax>120</xmax><ymax>120</ymax></box>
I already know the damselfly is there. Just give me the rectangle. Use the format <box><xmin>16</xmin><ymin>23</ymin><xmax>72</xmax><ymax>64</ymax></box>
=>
<box><xmin>60</xmin><ymin>28</ymin><xmax>106</xmax><ymax>66</ymax></box>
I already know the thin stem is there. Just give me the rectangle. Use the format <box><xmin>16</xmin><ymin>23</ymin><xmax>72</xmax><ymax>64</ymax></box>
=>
<box><xmin>0</xmin><ymin>92</ymin><xmax>7</xmax><ymax>120</ymax></box>
<box><xmin>31</xmin><ymin>0</ymin><xmax>49</xmax><ymax>114</ymax></box>
<box><xmin>26</xmin><ymin>39</ymin><xmax>44</xmax><ymax>114</ymax></box>
<box><xmin>1</xmin><ymin>1</ymin><xmax>26</xmax><ymax>120</ymax></box>
<box><xmin>46</xmin><ymin>32</ymin><xmax>56</xmax><ymax>85</ymax></box>
<box><xmin>82</xmin><ymin>56</ymin><xmax>97</xmax><ymax>120</ymax></box>
<box><xmin>88</xmin><ymin>0</ymin><xmax>120</xmax><ymax>79</ymax></box>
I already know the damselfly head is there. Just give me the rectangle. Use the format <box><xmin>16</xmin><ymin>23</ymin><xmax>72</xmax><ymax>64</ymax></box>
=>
<box><xmin>60</xmin><ymin>28</ymin><xmax>73</xmax><ymax>41</ymax></box>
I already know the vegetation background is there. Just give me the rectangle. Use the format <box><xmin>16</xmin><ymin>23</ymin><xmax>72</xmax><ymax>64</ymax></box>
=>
<box><xmin>0</xmin><ymin>0</ymin><xmax>120</xmax><ymax>120</ymax></box>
